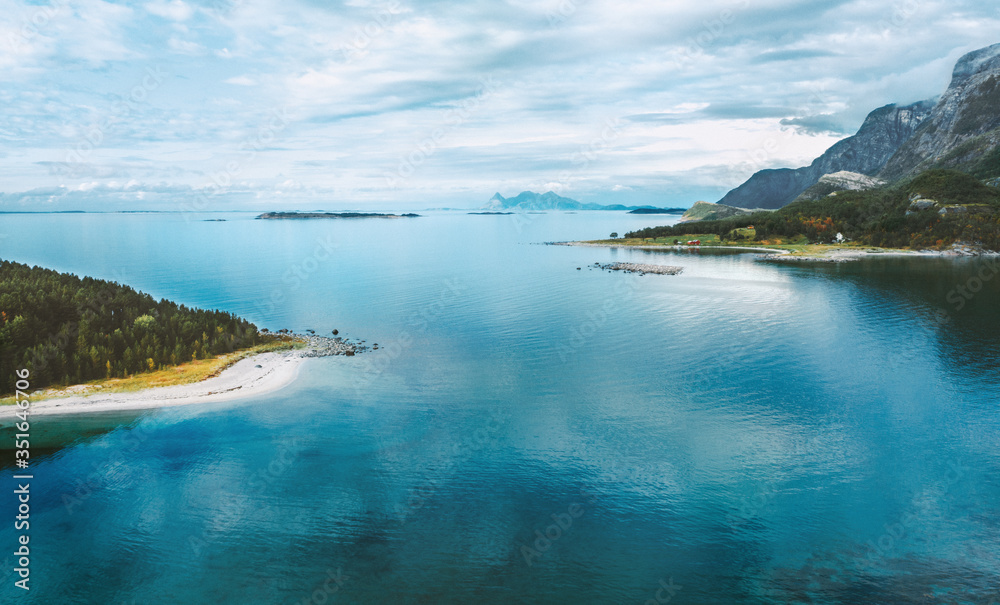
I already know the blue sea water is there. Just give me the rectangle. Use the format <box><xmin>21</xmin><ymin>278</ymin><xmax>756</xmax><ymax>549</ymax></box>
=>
<box><xmin>0</xmin><ymin>210</ymin><xmax>999</xmax><ymax>604</ymax></box>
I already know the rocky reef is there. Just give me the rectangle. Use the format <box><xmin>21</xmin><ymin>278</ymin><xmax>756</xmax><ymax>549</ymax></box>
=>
<box><xmin>593</xmin><ymin>262</ymin><xmax>683</xmax><ymax>275</ymax></box>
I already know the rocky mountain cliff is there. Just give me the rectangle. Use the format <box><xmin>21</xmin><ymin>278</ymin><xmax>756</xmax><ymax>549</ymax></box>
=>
<box><xmin>879</xmin><ymin>43</ymin><xmax>1000</xmax><ymax>181</ymax></box>
<box><xmin>718</xmin><ymin>101</ymin><xmax>933</xmax><ymax>209</ymax></box>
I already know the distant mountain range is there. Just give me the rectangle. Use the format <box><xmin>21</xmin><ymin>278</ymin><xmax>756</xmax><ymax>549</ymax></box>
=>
<box><xmin>482</xmin><ymin>191</ymin><xmax>684</xmax><ymax>212</ymax></box>
<box><xmin>257</xmin><ymin>212</ymin><xmax>420</xmax><ymax>219</ymax></box>
<box><xmin>718</xmin><ymin>42</ymin><xmax>1000</xmax><ymax>209</ymax></box>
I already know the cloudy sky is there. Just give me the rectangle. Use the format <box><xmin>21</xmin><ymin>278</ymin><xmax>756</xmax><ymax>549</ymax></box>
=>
<box><xmin>0</xmin><ymin>0</ymin><xmax>998</xmax><ymax>211</ymax></box>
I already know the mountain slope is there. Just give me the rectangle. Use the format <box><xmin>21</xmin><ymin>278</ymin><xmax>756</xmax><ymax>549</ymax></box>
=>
<box><xmin>718</xmin><ymin>101</ymin><xmax>933</xmax><ymax>209</ymax></box>
<box><xmin>880</xmin><ymin>43</ymin><xmax>1000</xmax><ymax>181</ymax></box>
<box><xmin>679</xmin><ymin>201</ymin><xmax>756</xmax><ymax>223</ymax></box>
<box><xmin>628</xmin><ymin>170</ymin><xmax>1000</xmax><ymax>251</ymax></box>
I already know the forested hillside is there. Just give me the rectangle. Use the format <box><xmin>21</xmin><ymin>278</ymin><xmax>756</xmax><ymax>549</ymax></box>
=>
<box><xmin>0</xmin><ymin>260</ymin><xmax>268</xmax><ymax>394</ymax></box>
<box><xmin>627</xmin><ymin>170</ymin><xmax>1000</xmax><ymax>250</ymax></box>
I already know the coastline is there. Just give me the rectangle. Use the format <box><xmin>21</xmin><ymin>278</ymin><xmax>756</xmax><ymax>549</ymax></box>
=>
<box><xmin>556</xmin><ymin>241</ymin><xmax>996</xmax><ymax>262</ymax></box>
<box><xmin>755</xmin><ymin>249</ymin><xmax>954</xmax><ymax>263</ymax></box>
<box><xmin>0</xmin><ymin>351</ymin><xmax>307</xmax><ymax>419</ymax></box>
<box><xmin>553</xmin><ymin>241</ymin><xmax>792</xmax><ymax>254</ymax></box>
<box><xmin>0</xmin><ymin>335</ymin><xmax>364</xmax><ymax>419</ymax></box>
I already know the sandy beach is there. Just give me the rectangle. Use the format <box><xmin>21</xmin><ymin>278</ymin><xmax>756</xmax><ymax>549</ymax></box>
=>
<box><xmin>1</xmin><ymin>351</ymin><xmax>308</xmax><ymax>419</ymax></box>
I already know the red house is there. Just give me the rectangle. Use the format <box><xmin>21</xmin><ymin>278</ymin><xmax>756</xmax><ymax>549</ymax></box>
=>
<box><xmin>687</xmin><ymin>240</ymin><xmax>701</xmax><ymax>245</ymax></box>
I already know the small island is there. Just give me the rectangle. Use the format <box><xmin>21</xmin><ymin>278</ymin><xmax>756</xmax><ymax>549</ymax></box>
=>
<box><xmin>626</xmin><ymin>207</ymin><xmax>687</xmax><ymax>215</ymax></box>
<box><xmin>256</xmin><ymin>211</ymin><xmax>420</xmax><ymax>219</ymax></box>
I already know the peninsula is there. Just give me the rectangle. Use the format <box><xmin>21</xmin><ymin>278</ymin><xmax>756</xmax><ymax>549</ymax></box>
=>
<box><xmin>0</xmin><ymin>260</ymin><xmax>365</xmax><ymax>415</ymax></box>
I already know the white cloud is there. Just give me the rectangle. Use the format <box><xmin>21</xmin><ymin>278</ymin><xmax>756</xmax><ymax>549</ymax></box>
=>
<box><xmin>0</xmin><ymin>0</ymin><xmax>999</xmax><ymax>210</ymax></box>
<box><xmin>167</xmin><ymin>36</ymin><xmax>205</xmax><ymax>55</ymax></box>
<box><xmin>145</xmin><ymin>0</ymin><xmax>194</xmax><ymax>22</ymax></box>
<box><xmin>224</xmin><ymin>75</ymin><xmax>256</xmax><ymax>86</ymax></box>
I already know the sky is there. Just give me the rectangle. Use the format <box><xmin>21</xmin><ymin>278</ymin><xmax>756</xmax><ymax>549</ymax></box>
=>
<box><xmin>0</xmin><ymin>0</ymin><xmax>998</xmax><ymax>211</ymax></box>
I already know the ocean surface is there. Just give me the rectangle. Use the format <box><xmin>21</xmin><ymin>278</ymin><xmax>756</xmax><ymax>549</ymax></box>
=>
<box><xmin>1</xmin><ymin>210</ymin><xmax>999</xmax><ymax>604</ymax></box>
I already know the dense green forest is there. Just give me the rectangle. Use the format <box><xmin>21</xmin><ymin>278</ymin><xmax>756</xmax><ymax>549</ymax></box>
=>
<box><xmin>0</xmin><ymin>259</ymin><xmax>270</xmax><ymax>394</ymax></box>
<box><xmin>627</xmin><ymin>170</ymin><xmax>1000</xmax><ymax>250</ymax></box>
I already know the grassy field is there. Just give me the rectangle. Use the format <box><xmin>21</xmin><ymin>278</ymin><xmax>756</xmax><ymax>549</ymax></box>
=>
<box><xmin>1</xmin><ymin>336</ymin><xmax>305</xmax><ymax>406</ymax></box>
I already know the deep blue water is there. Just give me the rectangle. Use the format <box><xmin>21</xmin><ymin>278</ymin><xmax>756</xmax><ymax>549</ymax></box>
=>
<box><xmin>0</xmin><ymin>211</ymin><xmax>999</xmax><ymax>604</ymax></box>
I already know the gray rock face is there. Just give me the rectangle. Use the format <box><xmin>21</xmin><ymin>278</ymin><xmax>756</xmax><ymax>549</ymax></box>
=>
<box><xmin>938</xmin><ymin>205</ymin><xmax>969</xmax><ymax>216</ymax></box>
<box><xmin>906</xmin><ymin>196</ymin><xmax>939</xmax><ymax>215</ymax></box>
<box><xmin>880</xmin><ymin>43</ymin><xmax>1000</xmax><ymax>181</ymax></box>
<box><xmin>792</xmin><ymin>171</ymin><xmax>887</xmax><ymax>203</ymax></box>
<box><xmin>719</xmin><ymin>102</ymin><xmax>932</xmax><ymax>209</ymax></box>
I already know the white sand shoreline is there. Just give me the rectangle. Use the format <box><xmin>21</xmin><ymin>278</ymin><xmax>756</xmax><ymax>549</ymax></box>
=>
<box><xmin>556</xmin><ymin>241</ymin><xmax>998</xmax><ymax>261</ymax></box>
<box><xmin>554</xmin><ymin>241</ymin><xmax>792</xmax><ymax>254</ymax></box>
<box><xmin>0</xmin><ymin>351</ymin><xmax>308</xmax><ymax>419</ymax></box>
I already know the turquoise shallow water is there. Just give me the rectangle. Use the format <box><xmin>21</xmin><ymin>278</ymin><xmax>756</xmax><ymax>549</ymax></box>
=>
<box><xmin>0</xmin><ymin>211</ymin><xmax>999</xmax><ymax>604</ymax></box>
